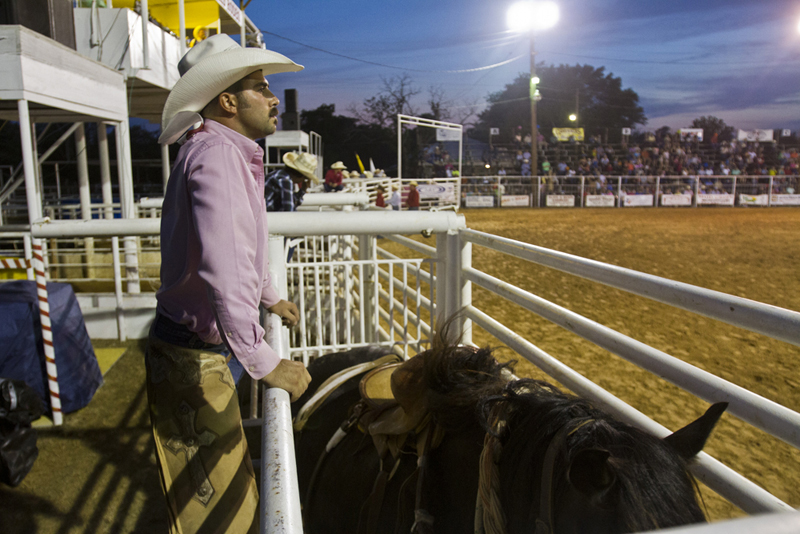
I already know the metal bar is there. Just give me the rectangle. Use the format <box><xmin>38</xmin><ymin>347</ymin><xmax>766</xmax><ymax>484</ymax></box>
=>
<box><xmin>111</xmin><ymin>237</ymin><xmax>126</xmax><ymax>342</ymax></box>
<box><xmin>31</xmin><ymin>212</ymin><xmax>466</xmax><ymax>238</ymax></box>
<box><xmin>314</xmin><ymin>265</ymin><xmax>323</xmax><ymax>356</ymax></box>
<box><xmin>461</xmin><ymin>228</ymin><xmax>800</xmax><ymax>347</ymax></box>
<box><xmin>358</xmin><ymin>263</ymin><xmax>366</xmax><ymax>344</ymax></box>
<box><xmin>464</xmin><ymin>305</ymin><xmax>792</xmax><ymax>514</ymax></box>
<box><xmin>463</xmin><ymin>267</ymin><xmax>800</xmax><ymax>451</ymax></box>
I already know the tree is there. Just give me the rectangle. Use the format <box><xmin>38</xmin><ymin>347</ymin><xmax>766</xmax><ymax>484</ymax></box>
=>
<box><xmin>349</xmin><ymin>74</ymin><xmax>420</xmax><ymax>129</ymax></box>
<box><xmin>470</xmin><ymin>64</ymin><xmax>646</xmax><ymax>144</ymax></box>
<box><xmin>690</xmin><ymin>116</ymin><xmax>735</xmax><ymax>143</ymax></box>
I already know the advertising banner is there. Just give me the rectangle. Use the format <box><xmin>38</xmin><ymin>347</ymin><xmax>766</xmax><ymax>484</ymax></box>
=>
<box><xmin>771</xmin><ymin>194</ymin><xmax>800</xmax><ymax>206</ymax></box>
<box><xmin>436</xmin><ymin>128</ymin><xmax>462</xmax><ymax>142</ymax></box>
<box><xmin>585</xmin><ymin>195</ymin><xmax>615</xmax><ymax>207</ymax></box>
<box><xmin>678</xmin><ymin>128</ymin><xmax>704</xmax><ymax>142</ymax></box>
<box><xmin>546</xmin><ymin>195</ymin><xmax>575</xmax><ymax>207</ymax></box>
<box><xmin>418</xmin><ymin>183</ymin><xmax>455</xmax><ymax>202</ymax></box>
<box><xmin>552</xmin><ymin>128</ymin><xmax>585</xmax><ymax>142</ymax></box>
<box><xmin>465</xmin><ymin>195</ymin><xmax>495</xmax><ymax>208</ymax></box>
<box><xmin>737</xmin><ymin>129</ymin><xmax>774</xmax><ymax>142</ymax></box>
<box><xmin>623</xmin><ymin>194</ymin><xmax>654</xmax><ymax>207</ymax></box>
<box><xmin>661</xmin><ymin>194</ymin><xmax>693</xmax><ymax>206</ymax></box>
<box><xmin>739</xmin><ymin>194</ymin><xmax>768</xmax><ymax>206</ymax></box>
<box><xmin>698</xmin><ymin>194</ymin><xmax>734</xmax><ymax>206</ymax></box>
<box><xmin>501</xmin><ymin>195</ymin><xmax>530</xmax><ymax>207</ymax></box>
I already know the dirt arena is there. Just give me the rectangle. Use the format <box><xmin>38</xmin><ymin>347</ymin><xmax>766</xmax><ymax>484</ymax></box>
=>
<box><xmin>453</xmin><ymin>207</ymin><xmax>800</xmax><ymax>520</ymax></box>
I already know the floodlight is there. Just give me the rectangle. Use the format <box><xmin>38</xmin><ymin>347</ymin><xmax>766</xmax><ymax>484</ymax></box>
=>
<box><xmin>507</xmin><ymin>1</ymin><xmax>560</xmax><ymax>33</ymax></box>
<box><xmin>569</xmin><ymin>114</ymin><xmax>577</xmax><ymax>121</ymax></box>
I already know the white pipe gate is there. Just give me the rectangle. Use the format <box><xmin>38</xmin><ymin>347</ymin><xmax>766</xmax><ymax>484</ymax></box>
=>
<box><xmin>22</xmin><ymin>210</ymin><xmax>800</xmax><ymax>532</ymax></box>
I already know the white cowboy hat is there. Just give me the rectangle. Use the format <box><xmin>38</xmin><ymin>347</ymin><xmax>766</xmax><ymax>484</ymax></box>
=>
<box><xmin>330</xmin><ymin>161</ymin><xmax>347</xmax><ymax>170</ymax></box>
<box><xmin>409</xmin><ymin>180</ymin><xmax>418</xmax><ymax>186</ymax></box>
<box><xmin>283</xmin><ymin>152</ymin><xmax>319</xmax><ymax>184</ymax></box>
<box><xmin>363</xmin><ymin>171</ymin><xmax>374</xmax><ymax>179</ymax></box>
<box><xmin>349</xmin><ymin>170</ymin><xmax>361</xmax><ymax>178</ymax></box>
<box><xmin>341</xmin><ymin>170</ymin><xmax>351</xmax><ymax>179</ymax></box>
<box><xmin>159</xmin><ymin>34</ymin><xmax>303</xmax><ymax>145</ymax></box>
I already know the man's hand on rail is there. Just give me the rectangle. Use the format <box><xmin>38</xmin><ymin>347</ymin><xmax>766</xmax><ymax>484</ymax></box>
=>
<box><xmin>268</xmin><ymin>299</ymin><xmax>300</xmax><ymax>327</ymax></box>
<box><xmin>261</xmin><ymin>360</ymin><xmax>312</xmax><ymax>402</ymax></box>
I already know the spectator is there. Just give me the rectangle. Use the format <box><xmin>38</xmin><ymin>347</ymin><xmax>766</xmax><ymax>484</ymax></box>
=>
<box><xmin>389</xmin><ymin>184</ymin><xmax>401</xmax><ymax>210</ymax></box>
<box><xmin>375</xmin><ymin>185</ymin><xmax>386</xmax><ymax>208</ymax></box>
<box><xmin>265</xmin><ymin>151</ymin><xmax>318</xmax><ymax>212</ymax></box>
<box><xmin>406</xmin><ymin>181</ymin><xmax>420</xmax><ymax>210</ymax></box>
<box><xmin>324</xmin><ymin>161</ymin><xmax>346</xmax><ymax>192</ymax></box>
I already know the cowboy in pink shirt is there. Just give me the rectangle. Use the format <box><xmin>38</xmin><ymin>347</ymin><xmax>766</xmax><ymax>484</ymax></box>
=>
<box><xmin>148</xmin><ymin>34</ymin><xmax>310</xmax><ymax>532</ymax></box>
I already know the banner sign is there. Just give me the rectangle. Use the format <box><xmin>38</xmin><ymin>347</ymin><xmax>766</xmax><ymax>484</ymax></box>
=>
<box><xmin>781</xmin><ymin>129</ymin><xmax>792</xmax><ymax>137</ymax></box>
<box><xmin>501</xmin><ymin>195</ymin><xmax>529</xmax><ymax>207</ymax></box>
<box><xmin>678</xmin><ymin>128</ymin><xmax>704</xmax><ymax>142</ymax></box>
<box><xmin>552</xmin><ymin>128</ymin><xmax>584</xmax><ymax>142</ymax></box>
<box><xmin>771</xmin><ymin>194</ymin><xmax>800</xmax><ymax>206</ymax></box>
<box><xmin>661</xmin><ymin>194</ymin><xmax>692</xmax><ymax>206</ymax></box>
<box><xmin>585</xmin><ymin>195</ymin><xmax>615</xmax><ymax>207</ymax></box>
<box><xmin>218</xmin><ymin>0</ymin><xmax>244</xmax><ymax>24</ymax></box>
<box><xmin>436</xmin><ymin>128</ymin><xmax>462</xmax><ymax>142</ymax></box>
<box><xmin>698</xmin><ymin>194</ymin><xmax>734</xmax><ymax>206</ymax></box>
<box><xmin>737</xmin><ymin>129</ymin><xmax>774</xmax><ymax>142</ymax></box>
<box><xmin>739</xmin><ymin>194</ymin><xmax>768</xmax><ymax>206</ymax></box>
<box><xmin>546</xmin><ymin>195</ymin><xmax>575</xmax><ymax>207</ymax></box>
<box><xmin>623</xmin><ymin>194</ymin><xmax>654</xmax><ymax>207</ymax></box>
<box><xmin>465</xmin><ymin>195</ymin><xmax>495</xmax><ymax>208</ymax></box>
<box><xmin>621</xmin><ymin>128</ymin><xmax>631</xmax><ymax>136</ymax></box>
<box><xmin>490</xmin><ymin>128</ymin><xmax>500</xmax><ymax>135</ymax></box>
<box><xmin>418</xmin><ymin>183</ymin><xmax>455</xmax><ymax>202</ymax></box>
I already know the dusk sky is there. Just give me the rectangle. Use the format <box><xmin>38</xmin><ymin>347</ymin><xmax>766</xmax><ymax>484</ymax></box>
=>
<box><xmin>244</xmin><ymin>0</ymin><xmax>800</xmax><ymax>133</ymax></box>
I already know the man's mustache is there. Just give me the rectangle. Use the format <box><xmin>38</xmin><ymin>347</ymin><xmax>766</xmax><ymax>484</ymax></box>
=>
<box><xmin>270</xmin><ymin>109</ymin><xmax>279</xmax><ymax>118</ymax></box>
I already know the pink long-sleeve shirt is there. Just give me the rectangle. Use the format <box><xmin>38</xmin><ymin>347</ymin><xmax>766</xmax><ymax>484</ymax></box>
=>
<box><xmin>156</xmin><ymin>119</ymin><xmax>281</xmax><ymax>380</ymax></box>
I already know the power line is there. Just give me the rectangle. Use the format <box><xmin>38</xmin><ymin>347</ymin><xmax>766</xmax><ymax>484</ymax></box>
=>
<box><xmin>261</xmin><ymin>30</ymin><xmax>525</xmax><ymax>73</ymax></box>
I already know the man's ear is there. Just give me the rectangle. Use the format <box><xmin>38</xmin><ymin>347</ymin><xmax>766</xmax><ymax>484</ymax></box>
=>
<box><xmin>217</xmin><ymin>92</ymin><xmax>238</xmax><ymax>115</ymax></box>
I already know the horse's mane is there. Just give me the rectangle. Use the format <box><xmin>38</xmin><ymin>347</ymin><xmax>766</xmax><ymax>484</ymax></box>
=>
<box><xmin>482</xmin><ymin>379</ymin><xmax>706</xmax><ymax>532</ymax></box>
<box><xmin>418</xmin><ymin>334</ymin><xmax>512</xmax><ymax>432</ymax></box>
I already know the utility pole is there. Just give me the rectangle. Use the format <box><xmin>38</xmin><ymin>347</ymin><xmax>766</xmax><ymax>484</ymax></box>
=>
<box><xmin>529</xmin><ymin>30</ymin><xmax>538</xmax><ymax>176</ymax></box>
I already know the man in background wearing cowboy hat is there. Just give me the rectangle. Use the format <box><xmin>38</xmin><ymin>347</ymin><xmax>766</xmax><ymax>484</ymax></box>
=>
<box><xmin>324</xmin><ymin>161</ymin><xmax>346</xmax><ymax>192</ymax></box>
<box><xmin>150</xmin><ymin>33</ymin><xmax>311</xmax><ymax>533</ymax></box>
<box><xmin>406</xmin><ymin>180</ymin><xmax>420</xmax><ymax>210</ymax></box>
<box><xmin>265</xmin><ymin>151</ymin><xmax>318</xmax><ymax>212</ymax></box>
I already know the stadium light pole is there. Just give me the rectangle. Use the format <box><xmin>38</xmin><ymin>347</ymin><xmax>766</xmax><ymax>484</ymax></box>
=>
<box><xmin>507</xmin><ymin>1</ymin><xmax>559</xmax><ymax>177</ymax></box>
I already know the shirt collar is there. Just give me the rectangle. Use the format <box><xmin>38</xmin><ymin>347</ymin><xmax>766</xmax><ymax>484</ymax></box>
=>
<box><xmin>202</xmin><ymin>119</ymin><xmax>263</xmax><ymax>163</ymax></box>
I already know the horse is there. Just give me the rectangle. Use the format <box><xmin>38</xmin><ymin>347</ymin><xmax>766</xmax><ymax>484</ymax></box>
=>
<box><xmin>292</xmin><ymin>339</ymin><xmax>727</xmax><ymax>534</ymax></box>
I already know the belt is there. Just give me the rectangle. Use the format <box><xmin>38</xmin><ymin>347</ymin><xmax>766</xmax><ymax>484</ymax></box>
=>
<box><xmin>151</xmin><ymin>313</ymin><xmax>228</xmax><ymax>353</ymax></box>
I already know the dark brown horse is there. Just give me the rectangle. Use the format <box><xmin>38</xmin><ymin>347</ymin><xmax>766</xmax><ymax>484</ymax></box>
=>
<box><xmin>292</xmin><ymin>340</ymin><xmax>726</xmax><ymax>534</ymax></box>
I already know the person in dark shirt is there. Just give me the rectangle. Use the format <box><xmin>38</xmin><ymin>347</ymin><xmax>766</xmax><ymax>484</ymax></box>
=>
<box><xmin>265</xmin><ymin>151</ymin><xmax>318</xmax><ymax>211</ymax></box>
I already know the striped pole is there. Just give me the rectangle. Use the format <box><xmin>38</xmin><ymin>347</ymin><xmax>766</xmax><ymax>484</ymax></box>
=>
<box><xmin>31</xmin><ymin>238</ymin><xmax>62</xmax><ymax>425</ymax></box>
<box><xmin>0</xmin><ymin>257</ymin><xmax>29</xmax><ymax>269</ymax></box>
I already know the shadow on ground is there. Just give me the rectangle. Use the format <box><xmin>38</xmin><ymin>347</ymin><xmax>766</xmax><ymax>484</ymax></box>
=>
<box><xmin>0</xmin><ymin>340</ymin><xmax>169</xmax><ymax>534</ymax></box>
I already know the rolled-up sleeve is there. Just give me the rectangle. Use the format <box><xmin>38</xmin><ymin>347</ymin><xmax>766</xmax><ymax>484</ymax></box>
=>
<box><xmin>188</xmin><ymin>143</ymin><xmax>280</xmax><ymax>379</ymax></box>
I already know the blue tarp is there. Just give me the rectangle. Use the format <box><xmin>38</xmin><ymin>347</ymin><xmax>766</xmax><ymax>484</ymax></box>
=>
<box><xmin>0</xmin><ymin>281</ymin><xmax>102</xmax><ymax>415</ymax></box>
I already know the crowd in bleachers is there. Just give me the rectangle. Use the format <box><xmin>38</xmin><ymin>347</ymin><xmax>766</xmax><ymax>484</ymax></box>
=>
<box><xmin>482</xmin><ymin>132</ymin><xmax>800</xmax><ymax>180</ymax></box>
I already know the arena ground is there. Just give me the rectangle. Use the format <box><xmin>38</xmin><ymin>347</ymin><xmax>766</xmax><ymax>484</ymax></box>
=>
<box><xmin>0</xmin><ymin>207</ymin><xmax>797</xmax><ymax>532</ymax></box>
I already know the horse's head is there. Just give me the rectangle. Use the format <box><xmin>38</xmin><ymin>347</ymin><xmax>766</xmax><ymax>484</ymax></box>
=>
<box><xmin>482</xmin><ymin>380</ymin><xmax>727</xmax><ymax>534</ymax></box>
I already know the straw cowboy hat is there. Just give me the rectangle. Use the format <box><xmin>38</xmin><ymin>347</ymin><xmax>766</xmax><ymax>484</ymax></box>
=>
<box><xmin>283</xmin><ymin>151</ymin><xmax>319</xmax><ymax>184</ymax></box>
<box><xmin>409</xmin><ymin>180</ymin><xmax>418</xmax><ymax>186</ymax></box>
<box><xmin>363</xmin><ymin>170</ymin><xmax>374</xmax><ymax>179</ymax></box>
<box><xmin>159</xmin><ymin>34</ymin><xmax>303</xmax><ymax>145</ymax></box>
<box><xmin>341</xmin><ymin>171</ymin><xmax>351</xmax><ymax>179</ymax></box>
<box><xmin>330</xmin><ymin>161</ymin><xmax>347</xmax><ymax>170</ymax></box>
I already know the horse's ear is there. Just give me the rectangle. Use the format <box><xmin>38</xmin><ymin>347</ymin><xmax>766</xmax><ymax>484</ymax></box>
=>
<box><xmin>567</xmin><ymin>449</ymin><xmax>616</xmax><ymax>502</ymax></box>
<box><xmin>663</xmin><ymin>402</ymin><xmax>728</xmax><ymax>459</ymax></box>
